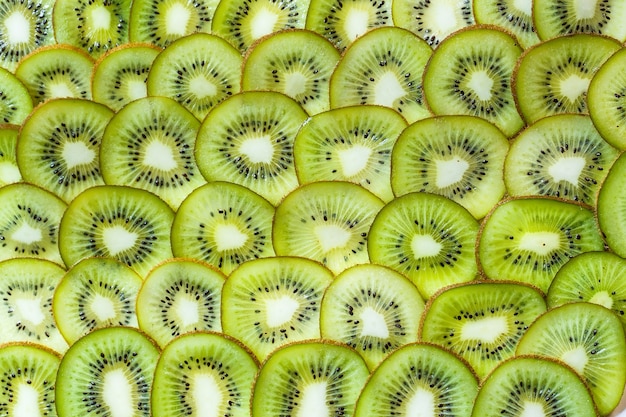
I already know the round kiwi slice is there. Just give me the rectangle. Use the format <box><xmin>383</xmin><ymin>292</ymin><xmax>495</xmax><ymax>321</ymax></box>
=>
<box><xmin>194</xmin><ymin>90</ymin><xmax>309</xmax><ymax>206</ymax></box>
<box><xmin>391</xmin><ymin>115</ymin><xmax>509</xmax><ymax>219</ymax></box>
<box><xmin>422</xmin><ymin>25</ymin><xmax>525</xmax><ymax>138</ymax></box>
<box><xmin>0</xmin><ymin>124</ymin><xmax>21</xmax><ymax>186</ymax></box>
<box><xmin>329</xmin><ymin>26</ymin><xmax>433</xmax><ymax>124</ymax></box>
<box><xmin>512</xmin><ymin>33</ymin><xmax>621</xmax><ymax>125</ymax></box>
<box><xmin>0</xmin><ymin>258</ymin><xmax>68</xmax><ymax>354</ymax></box>
<box><xmin>58</xmin><ymin>185</ymin><xmax>174</xmax><ymax>277</ymax></box>
<box><xmin>477</xmin><ymin>196</ymin><xmax>606</xmax><ymax>294</ymax></box>
<box><xmin>597</xmin><ymin>153</ymin><xmax>626</xmax><ymax>260</ymax></box>
<box><xmin>251</xmin><ymin>340</ymin><xmax>370</xmax><ymax>417</ymax></box>
<box><xmin>320</xmin><ymin>263</ymin><xmax>425</xmax><ymax>370</ymax></box>
<box><xmin>472</xmin><ymin>0</ymin><xmax>540</xmax><ymax>49</ymax></box>
<box><xmin>99</xmin><ymin>96</ymin><xmax>206</xmax><ymax>210</ymax></box>
<box><xmin>273</xmin><ymin>181</ymin><xmax>384</xmax><ymax>274</ymax></box>
<box><xmin>221</xmin><ymin>256</ymin><xmax>334</xmax><ymax>362</ymax></box>
<box><xmin>0</xmin><ymin>182</ymin><xmax>67</xmax><ymax>266</ymax></box>
<box><xmin>55</xmin><ymin>326</ymin><xmax>160</xmax><ymax>417</ymax></box>
<box><xmin>367</xmin><ymin>191</ymin><xmax>480</xmax><ymax>299</ymax></box>
<box><xmin>504</xmin><ymin>114</ymin><xmax>620</xmax><ymax>206</ymax></box>
<box><xmin>294</xmin><ymin>105</ymin><xmax>408</xmax><ymax>203</ymax></box>
<box><xmin>419</xmin><ymin>281</ymin><xmax>547</xmax><ymax>380</ymax></box>
<box><xmin>152</xmin><ymin>331</ymin><xmax>259</xmax><ymax>417</ymax></box>
<box><xmin>0</xmin><ymin>67</ymin><xmax>33</xmax><ymax>125</ymax></box>
<box><xmin>170</xmin><ymin>181</ymin><xmax>276</xmax><ymax>275</ymax></box>
<box><xmin>241</xmin><ymin>29</ymin><xmax>341</xmax><ymax>116</ymax></box>
<box><xmin>354</xmin><ymin>342</ymin><xmax>479</xmax><ymax>417</ymax></box>
<box><xmin>136</xmin><ymin>258</ymin><xmax>226</xmax><ymax>349</ymax></box>
<box><xmin>146</xmin><ymin>32</ymin><xmax>243</xmax><ymax>121</ymax></box>
<box><xmin>16</xmin><ymin>98</ymin><xmax>114</xmax><ymax>203</ymax></box>
<box><xmin>470</xmin><ymin>355</ymin><xmax>598</xmax><ymax>417</ymax></box>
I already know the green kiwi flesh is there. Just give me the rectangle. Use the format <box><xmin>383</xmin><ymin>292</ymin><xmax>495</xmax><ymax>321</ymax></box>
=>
<box><xmin>597</xmin><ymin>153</ymin><xmax>626</xmax><ymax>260</ymax></box>
<box><xmin>0</xmin><ymin>67</ymin><xmax>33</xmax><ymax>125</ymax></box>
<box><xmin>0</xmin><ymin>124</ymin><xmax>22</xmax><ymax>186</ymax></box>
<box><xmin>472</xmin><ymin>0</ymin><xmax>539</xmax><ymax>49</ymax></box>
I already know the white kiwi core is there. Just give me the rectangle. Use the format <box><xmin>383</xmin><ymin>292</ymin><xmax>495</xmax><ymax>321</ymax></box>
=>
<box><xmin>14</xmin><ymin>384</ymin><xmax>41</xmax><ymax>417</ymax></box>
<box><xmin>89</xmin><ymin>5</ymin><xmax>112</xmax><ymax>31</ymax></box>
<box><xmin>315</xmin><ymin>224</ymin><xmax>351</xmax><ymax>252</ymax></box>
<box><xmin>175</xmin><ymin>294</ymin><xmax>201</xmax><ymax>327</ymax></box>
<box><xmin>144</xmin><ymin>140</ymin><xmax>177</xmax><ymax>171</ymax></box>
<box><xmin>284</xmin><ymin>72</ymin><xmax>308</xmax><ymax>97</ymax></box>
<box><xmin>63</xmin><ymin>141</ymin><xmax>96</xmax><ymax>170</ymax></box>
<box><xmin>296</xmin><ymin>382</ymin><xmax>329</xmax><ymax>417</ymax></box>
<box><xmin>588</xmin><ymin>290</ymin><xmax>614</xmax><ymax>309</ymax></box>
<box><xmin>0</xmin><ymin>161</ymin><xmax>21</xmax><ymax>183</ymax></box>
<box><xmin>422</xmin><ymin>0</ymin><xmax>461</xmax><ymax>38</ymax></box>
<box><xmin>373</xmin><ymin>71</ymin><xmax>407</xmax><ymax>107</ymax></box>
<box><xmin>411</xmin><ymin>234</ymin><xmax>442</xmax><ymax>259</ymax></box>
<box><xmin>240</xmin><ymin>136</ymin><xmax>274</xmax><ymax>164</ymax></box>
<box><xmin>559</xmin><ymin>74</ymin><xmax>590</xmax><ymax>104</ymax></box>
<box><xmin>192</xmin><ymin>373</ymin><xmax>223</xmax><ymax>416</ymax></box>
<box><xmin>359</xmin><ymin>306</ymin><xmax>389</xmax><ymax>338</ymax></box>
<box><xmin>165</xmin><ymin>2</ymin><xmax>192</xmax><ymax>36</ymax></box>
<box><xmin>15</xmin><ymin>297</ymin><xmax>45</xmax><ymax>326</ymax></box>
<box><xmin>12</xmin><ymin>222</ymin><xmax>42</xmax><ymax>245</ymax></box>
<box><xmin>103</xmin><ymin>368</ymin><xmax>134</xmax><ymax>417</ymax></box>
<box><xmin>518</xmin><ymin>232</ymin><xmax>560</xmax><ymax>256</ymax></box>
<box><xmin>520</xmin><ymin>401</ymin><xmax>546</xmax><ymax>417</ymax></box>
<box><xmin>513</xmin><ymin>0</ymin><xmax>532</xmax><ymax>15</ymax></box>
<box><xmin>468</xmin><ymin>70</ymin><xmax>494</xmax><ymax>101</ymax></box>
<box><xmin>574</xmin><ymin>0</ymin><xmax>598</xmax><ymax>20</ymax></box>
<box><xmin>560</xmin><ymin>345</ymin><xmax>589</xmax><ymax>374</ymax></box>
<box><xmin>102</xmin><ymin>225</ymin><xmax>138</xmax><ymax>256</ymax></box>
<box><xmin>90</xmin><ymin>293</ymin><xmax>116</xmax><ymax>322</ymax></box>
<box><xmin>5</xmin><ymin>11</ymin><xmax>31</xmax><ymax>44</ymax></box>
<box><xmin>343</xmin><ymin>8</ymin><xmax>369</xmax><ymax>41</ymax></box>
<box><xmin>214</xmin><ymin>223</ymin><xmax>248</xmax><ymax>251</ymax></box>
<box><xmin>435</xmin><ymin>157</ymin><xmax>469</xmax><ymax>188</ymax></box>
<box><xmin>249</xmin><ymin>7</ymin><xmax>279</xmax><ymax>41</ymax></box>
<box><xmin>548</xmin><ymin>156</ymin><xmax>585</xmax><ymax>186</ymax></box>
<box><xmin>405</xmin><ymin>388</ymin><xmax>435</xmax><ymax>417</ymax></box>
<box><xmin>460</xmin><ymin>316</ymin><xmax>508</xmax><ymax>343</ymax></box>
<box><xmin>265</xmin><ymin>295</ymin><xmax>299</xmax><ymax>327</ymax></box>
<box><xmin>338</xmin><ymin>145</ymin><xmax>372</xmax><ymax>177</ymax></box>
<box><xmin>49</xmin><ymin>82</ymin><xmax>76</xmax><ymax>99</ymax></box>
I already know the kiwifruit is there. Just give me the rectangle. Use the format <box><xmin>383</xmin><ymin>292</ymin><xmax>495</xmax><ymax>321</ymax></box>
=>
<box><xmin>472</xmin><ymin>0</ymin><xmax>540</xmax><ymax>49</ymax></box>
<box><xmin>319</xmin><ymin>263</ymin><xmax>425</xmax><ymax>370</ymax></box>
<box><xmin>367</xmin><ymin>191</ymin><xmax>480</xmax><ymax>299</ymax></box>
<box><xmin>146</xmin><ymin>32</ymin><xmax>243</xmax><ymax>121</ymax></box>
<box><xmin>470</xmin><ymin>355</ymin><xmax>598</xmax><ymax>416</ymax></box>
<box><xmin>54</xmin><ymin>326</ymin><xmax>160</xmax><ymax>417</ymax></box>
<box><xmin>0</xmin><ymin>124</ymin><xmax>21</xmax><ymax>186</ymax></box>
<box><xmin>512</xmin><ymin>33</ymin><xmax>621</xmax><ymax>125</ymax></box>
<box><xmin>151</xmin><ymin>331</ymin><xmax>259</xmax><ymax>417</ymax></box>
<box><xmin>0</xmin><ymin>258</ymin><xmax>68</xmax><ymax>354</ymax></box>
<box><xmin>477</xmin><ymin>196</ymin><xmax>606</xmax><ymax>294</ymax></box>
<box><xmin>273</xmin><ymin>181</ymin><xmax>385</xmax><ymax>274</ymax></box>
<box><xmin>390</xmin><ymin>115</ymin><xmax>509</xmax><ymax>219</ymax></box>
<box><xmin>329</xmin><ymin>26</ymin><xmax>433</xmax><ymax>124</ymax></box>
<box><xmin>16</xmin><ymin>98</ymin><xmax>113</xmax><ymax>203</ymax></box>
<box><xmin>251</xmin><ymin>340</ymin><xmax>370</xmax><ymax>417</ymax></box>
<box><xmin>194</xmin><ymin>90</ymin><xmax>309</xmax><ymax>206</ymax></box>
<box><xmin>504</xmin><ymin>114</ymin><xmax>620</xmax><ymax>206</ymax></box>
<box><xmin>354</xmin><ymin>342</ymin><xmax>479</xmax><ymax>417</ymax></box>
<box><xmin>221</xmin><ymin>256</ymin><xmax>334</xmax><ymax>361</ymax></box>
<box><xmin>516</xmin><ymin>302</ymin><xmax>626</xmax><ymax>416</ymax></box>
<box><xmin>99</xmin><ymin>96</ymin><xmax>206</xmax><ymax>210</ymax></box>
<box><xmin>241</xmin><ymin>29</ymin><xmax>341</xmax><ymax>116</ymax></box>
<box><xmin>0</xmin><ymin>67</ymin><xmax>33</xmax><ymax>125</ymax></box>
<box><xmin>136</xmin><ymin>258</ymin><xmax>226</xmax><ymax>349</ymax></box>
<box><xmin>58</xmin><ymin>185</ymin><xmax>174</xmax><ymax>277</ymax></box>
<box><xmin>422</xmin><ymin>24</ymin><xmax>525</xmax><ymax>138</ymax></box>
<box><xmin>597</xmin><ymin>153</ymin><xmax>626</xmax><ymax>260</ymax></box>
<box><xmin>293</xmin><ymin>104</ymin><xmax>408</xmax><ymax>203</ymax></box>
<box><xmin>170</xmin><ymin>181</ymin><xmax>276</xmax><ymax>275</ymax></box>
<box><xmin>418</xmin><ymin>281</ymin><xmax>547</xmax><ymax>380</ymax></box>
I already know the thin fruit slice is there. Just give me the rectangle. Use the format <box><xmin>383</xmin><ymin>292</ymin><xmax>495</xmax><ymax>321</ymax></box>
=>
<box><xmin>367</xmin><ymin>191</ymin><xmax>480</xmax><ymax>299</ymax></box>
<box><xmin>597</xmin><ymin>153</ymin><xmax>626</xmax><ymax>259</ymax></box>
<box><xmin>391</xmin><ymin>115</ymin><xmax>509</xmax><ymax>219</ymax></box>
<box><xmin>273</xmin><ymin>181</ymin><xmax>384</xmax><ymax>274</ymax></box>
<box><xmin>170</xmin><ymin>181</ymin><xmax>276</xmax><ymax>275</ymax></box>
<box><xmin>221</xmin><ymin>256</ymin><xmax>334</xmax><ymax>361</ymax></box>
<box><xmin>354</xmin><ymin>342</ymin><xmax>479</xmax><ymax>417</ymax></box>
<box><xmin>294</xmin><ymin>105</ymin><xmax>408</xmax><ymax>203</ymax></box>
<box><xmin>0</xmin><ymin>67</ymin><xmax>33</xmax><ymax>125</ymax></box>
<box><xmin>477</xmin><ymin>196</ymin><xmax>605</xmax><ymax>293</ymax></box>
<box><xmin>251</xmin><ymin>340</ymin><xmax>370</xmax><ymax>417</ymax></box>
<box><xmin>472</xmin><ymin>0</ymin><xmax>539</xmax><ymax>49</ymax></box>
<box><xmin>516</xmin><ymin>302</ymin><xmax>626</xmax><ymax>416</ymax></box>
<box><xmin>55</xmin><ymin>326</ymin><xmax>160</xmax><ymax>417</ymax></box>
<box><xmin>329</xmin><ymin>26</ymin><xmax>433</xmax><ymax>123</ymax></box>
<box><xmin>0</xmin><ymin>124</ymin><xmax>21</xmax><ymax>186</ymax></box>
<box><xmin>136</xmin><ymin>258</ymin><xmax>226</xmax><ymax>349</ymax></box>
<box><xmin>419</xmin><ymin>281</ymin><xmax>547</xmax><ymax>380</ymax></box>
<box><xmin>320</xmin><ymin>263</ymin><xmax>425</xmax><ymax>370</ymax></box>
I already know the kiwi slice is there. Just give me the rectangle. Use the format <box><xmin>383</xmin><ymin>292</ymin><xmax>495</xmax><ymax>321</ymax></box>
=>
<box><xmin>0</xmin><ymin>182</ymin><xmax>66</xmax><ymax>266</ymax></box>
<box><xmin>516</xmin><ymin>302</ymin><xmax>626</xmax><ymax>416</ymax></box>
<box><xmin>55</xmin><ymin>326</ymin><xmax>160</xmax><ymax>417</ymax></box>
<box><xmin>512</xmin><ymin>33</ymin><xmax>621</xmax><ymax>125</ymax></box>
<box><xmin>471</xmin><ymin>355</ymin><xmax>598</xmax><ymax>417</ymax></box>
<box><xmin>221</xmin><ymin>256</ymin><xmax>333</xmax><ymax>361</ymax></box>
<box><xmin>294</xmin><ymin>105</ymin><xmax>408</xmax><ymax>203</ymax></box>
<box><xmin>251</xmin><ymin>340</ymin><xmax>370</xmax><ymax>417</ymax></box>
<box><xmin>170</xmin><ymin>181</ymin><xmax>276</xmax><ymax>275</ymax></box>
<box><xmin>0</xmin><ymin>67</ymin><xmax>33</xmax><ymax>125</ymax></box>
<box><xmin>0</xmin><ymin>343</ymin><xmax>61</xmax><ymax>416</ymax></box>
<box><xmin>0</xmin><ymin>258</ymin><xmax>68</xmax><ymax>353</ymax></box>
<box><xmin>136</xmin><ymin>258</ymin><xmax>226</xmax><ymax>349</ymax></box>
<box><xmin>241</xmin><ymin>29</ymin><xmax>341</xmax><ymax>116</ymax></box>
<box><xmin>597</xmin><ymin>153</ymin><xmax>626</xmax><ymax>260</ymax></box>
<box><xmin>305</xmin><ymin>0</ymin><xmax>392</xmax><ymax>51</ymax></box>
<box><xmin>391</xmin><ymin>115</ymin><xmax>509</xmax><ymax>219</ymax></box>
<box><xmin>152</xmin><ymin>331</ymin><xmax>259</xmax><ymax>417</ymax></box>
<box><xmin>477</xmin><ymin>196</ymin><xmax>606</xmax><ymax>294</ymax></box>
<box><xmin>422</xmin><ymin>25</ymin><xmax>524</xmax><ymax>138</ymax></box>
<box><xmin>419</xmin><ymin>281</ymin><xmax>547</xmax><ymax>380</ymax></box>
<box><xmin>273</xmin><ymin>181</ymin><xmax>384</xmax><ymax>274</ymax></box>
<box><xmin>99</xmin><ymin>96</ymin><xmax>206</xmax><ymax>210</ymax></box>
<box><xmin>367</xmin><ymin>191</ymin><xmax>480</xmax><ymax>299</ymax></box>
<box><xmin>17</xmin><ymin>98</ymin><xmax>113</xmax><ymax>203</ymax></box>
<box><xmin>91</xmin><ymin>42</ymin><xmax>162</xmax><ymax>112</ymax></box>
<box><xmin>58</xmin><ymin>185</ymin><xmax>174</xmax><ymax>276</ymax></box>
<box><xmin>320</xmin><ymin>263</ymin><xmax>425</xmax><ymax>370</ymax></box>
<box><xmin>0</xmin><ymin>124</ymin><xmax>21</xmax><ymax>186</ymax></box>
<box><xmin>354</xmin><ymin>342</ymin><xmax>479</xmax><ymax>417</ymax></box>
<box><xmin>194</xmin><ymin>90</ymin><xmax>308</xmax><ymax>206</ymax></box>
<box><xmin>329</xmin><ymin>26</ymin><xmax>433</xmax><ymax>124</ymax></box>
<box><xmin>146</xmin><ymin>32</ymin><xmax>243</xmax><ymax>121</ymax></box>
<box><xmin>472</xmin><ymin>0</ymin><xmax>540</xmax><ymax>49</ymax></box>
<box><xmin>504</xmin><ymin>114</ymin><xmax>620</xmax><ymax>206</ymax></box>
